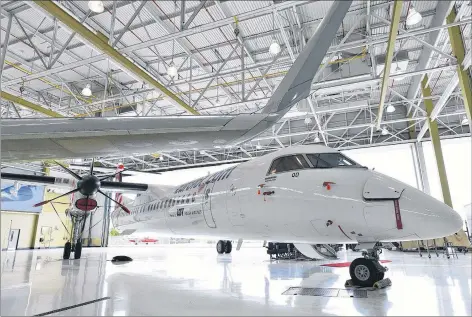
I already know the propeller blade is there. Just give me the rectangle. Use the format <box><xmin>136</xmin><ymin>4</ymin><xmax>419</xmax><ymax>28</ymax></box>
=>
<box><xmin>33</xmin><ymin>188</ymin><xmax>80</xmax><ymax>207</ymax></box>
<box><xmin>54</xmin><ymin>161</ymin><xmax>83</xmax><ymax>180</ymax></box>
<box><xmin>90</xmin><ymin>158</ymin><xmax>95</xmax><ymax>175</ymax></box>
<box><xmin>98</xmin><ymin>189</ymin><xmax>131</xmax><ymax>214</ymax></box>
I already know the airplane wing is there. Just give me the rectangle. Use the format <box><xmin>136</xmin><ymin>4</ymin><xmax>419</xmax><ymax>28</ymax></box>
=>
<box><xmin>0</xmin><ymin>114</ymin><xmax>275</xmax><ymax>162</ymax></box>
<box><xmin>0</xmin><ymin>0</ymin><xmax>352</xmax><ymax>162</ymax></box>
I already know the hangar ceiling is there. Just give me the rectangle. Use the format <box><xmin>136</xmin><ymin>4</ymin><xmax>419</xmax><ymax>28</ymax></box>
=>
<box><xmin>1</xmin><ymin>0</ymin><xmax>471</xmax><ymax>172</ymax></box>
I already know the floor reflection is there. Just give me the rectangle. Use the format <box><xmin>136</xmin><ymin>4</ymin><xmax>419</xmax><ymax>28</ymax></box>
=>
<box><xmin>0</xmin><ymin>246</ymin><xmax>470</xmax><ymax>316</ymax></box>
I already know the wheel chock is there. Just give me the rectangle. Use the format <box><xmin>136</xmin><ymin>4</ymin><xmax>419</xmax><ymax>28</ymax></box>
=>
<box><xmin>344</xmin><ymin>279</ymin><xmax>356</xmax><ymax>287</ymax></box>
<box><xmin>373</xmin><ymin>278</ymin><xmax>392</xmax><ymax>289</ymax></box>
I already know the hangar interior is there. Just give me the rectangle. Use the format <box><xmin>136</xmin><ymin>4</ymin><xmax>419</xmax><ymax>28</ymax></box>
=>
<box><xmin>1</xmin><ymin>0</ymin><xmax>471</xmax><ymax>316</ymax></box>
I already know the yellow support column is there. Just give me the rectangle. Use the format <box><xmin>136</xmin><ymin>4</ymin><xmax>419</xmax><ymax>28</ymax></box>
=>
<box><xmin>376</xmin><ymin>0</ymin><xmax>403</xmax><ymax>129</ymax></box>
<box><xmin>421</xmin><ymin>75</ymin><xmax>453</xmax><ymax>207</ymax></box>
<box><xmin>447</xmin><ymin>7</ymin><xmax>472</xmax><ymax>126</ymax></box>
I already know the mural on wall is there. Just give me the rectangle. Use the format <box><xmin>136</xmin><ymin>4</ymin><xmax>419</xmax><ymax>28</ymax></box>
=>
<box><xmin>1</xmin><ymin>181</ymin><xmax>45</xmax><ymax>213</ymax></box>
<box><xmin>1</xmin><ymin>166</ymin><xmax>46</xmax><ymax>213</ymax></box>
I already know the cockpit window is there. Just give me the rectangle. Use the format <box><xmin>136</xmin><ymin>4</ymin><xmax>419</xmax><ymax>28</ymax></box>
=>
<box><xmin>306</xmin><ymin>153</ymin><xmax>362</xmax><ymax>168</ymax></box>
<box><xmin>267</xmin><ymin>155</ymin><xmax>309</xmax><ymax>175</ymax></box>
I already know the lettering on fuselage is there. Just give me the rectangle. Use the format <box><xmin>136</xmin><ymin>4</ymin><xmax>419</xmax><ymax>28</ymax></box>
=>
<box><xmin>265</xmin><ymin>175</ymin><xmax>277</xmax><ymax>182</ymax></box>
<box><xmin>118</xmin><ymin>165</ymin><xmax>237</xmax><ymax>225</ymax></box>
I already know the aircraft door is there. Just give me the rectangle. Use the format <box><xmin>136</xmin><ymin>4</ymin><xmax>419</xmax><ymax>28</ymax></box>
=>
<box><xmin>227</xmin><ymin>179</ymin><xmax>244</xmax><ymax>226</ymax></box>
<box><xmin>201</xmin><ymin>182</ymin><xmax>217</xmax><ymax>228</ymax></box>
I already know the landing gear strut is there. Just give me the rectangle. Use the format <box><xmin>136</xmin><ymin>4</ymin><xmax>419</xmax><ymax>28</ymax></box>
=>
<box><xmin>349</xmin><ymin>245</ymin><xmax>387</xmax><ymax>287</ymax></box>
<box><xmin>216</xmin><ymin>240</ymin><xmax>232</xmax><ymax>254</ymax></box>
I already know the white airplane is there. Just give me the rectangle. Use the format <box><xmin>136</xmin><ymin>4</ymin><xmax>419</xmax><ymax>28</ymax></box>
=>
<box><xmin>2</xmin><ymin>144</ymin><xmax>463</xmax><ymax>286</ymax></box>
<box><xmin>0</xmin><ymin>0</ymin><xmax>463</xmax><ymax>286</ymax></box>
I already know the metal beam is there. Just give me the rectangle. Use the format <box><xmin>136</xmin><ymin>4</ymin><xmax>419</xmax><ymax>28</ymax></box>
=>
<box><xmin>14</xmin><ymin>15</ymin><xmax>49</xmax><ymax>69</ymax></box>
<box><xmin>421</xmin><ymin>76</ymin><xmax>453</xmax><ymax>208</ymax></box>
<box><xmin>405</xmin><ymin>1</ymin><xmax>455</xmax><ymax>102</ymax></box>
<box><xmin>143</xmin><ymin>1</ymin><xmax>236</xmax><ymax>102</ymax></box>
<box><xmin>447</xmin><ymin>6</ymin><xmax>472</xmax><ymax>130</ymax></box>
<box><xmin>0</xmin><ymin>12</ymin><xmax>12</xmax><ymax>82</ymax></box>
<box><xmin>3</xmin><ymin>55</ymin><xmax>105</xmax><ymax>87</ymax></box>
<box><xmin>215</xmin><ymin>0</ymin><xmax>273</xmax><ymax>95</ymax></box>
<box><xmin>192</xmin><ymin>43</ymin><xmax>240</xmax><ymax>107</ymax></box>
<box><xmin>121</xmin><ymin>1</ymin><xmax>306</xmax><ymax>54</ymax></box>
<box><xmin>376</xmin><ymin>0</ymin><xmax>403</xmax><ymax>129</ymax></box>
<box><xmin>0</xmin><ymin>91</ymin><xmax>64</xmax><ymax>117</ymax></box>
<box><xmin>158</xmin><ymin>153</ymin><xmax>188</xmax><ymax>165</ymax></box>
<box><xmin>30</xmin><ymin>0</ymin><xmax>198</xmax><ymax>115</ymax></box>
<box><xmin>182</xmin><ymin>1</ymin><xmax>206</xmax><ymax>30</ymax></box>
<box><xmin>0</xmin><ymin>8</ymin><xmax>125</xmax><ymax>92</ymax></box>
<box><xmin>111</xmin><ymin>1</ymin><xmax>146</xmax><ymax>47</ymax></box>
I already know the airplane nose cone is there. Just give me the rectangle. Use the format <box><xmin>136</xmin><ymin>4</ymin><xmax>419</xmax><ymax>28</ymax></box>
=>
<box><xmin>400</xmin><ymin>188</ymin><xmax>463</xmax><ymax>240</ymax></box>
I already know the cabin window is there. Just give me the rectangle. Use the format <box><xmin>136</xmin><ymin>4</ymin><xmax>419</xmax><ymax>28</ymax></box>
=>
<box><xmin>225</xmin><ymin>166</ymin><xmax>236</xmax><ymax>179</ymax></box>
<box><xmin>192</xmin><ymin>192</ymin><xmax>196</xmax><ymax>202</ymax></box>
<box><xmin>306</xmin><ymin>153</ymin><xmax>362</xmax><ymax>168</ymax></box>
<box><xmin>267</xmin><ymin>155</ymin><xmax>309</xmax><ymax>175</ymax></box>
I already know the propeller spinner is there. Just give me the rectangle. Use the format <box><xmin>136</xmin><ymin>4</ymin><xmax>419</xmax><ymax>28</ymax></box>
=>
<box><xmin>33</xmin><ymin>160</ymin><xmax>131</xmax><ymax>214</ymax></box>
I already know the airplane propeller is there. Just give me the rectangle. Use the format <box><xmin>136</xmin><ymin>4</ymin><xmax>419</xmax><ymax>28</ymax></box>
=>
<box><xmin>33</xmin><ymin>159</ymin><xmax>131</xmax><ymax>214</ymax></box>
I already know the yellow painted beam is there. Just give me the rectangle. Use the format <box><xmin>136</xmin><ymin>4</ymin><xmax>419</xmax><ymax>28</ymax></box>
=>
<box><xmin>422</xmin><ymin>75</ymin><xmax>453</xmax><ymax>208</ymax></box>
<box><xmin>0</xmin><ymin>91</ymin><xmax>64</xmax><ymax>118</ymax></box>
<box><xmin>376</xmin><ymin>0</ymin><xmax>403</xmax><ymax>129</ymax></box>
<box><xmin>33</xmin><ymin>0</ymin><xmax>199</xmax><ymax>115</ymax></box>
<box><xmin>447</xmin><ymin>8</ymin><xmax>472</xmax><ymax>126</ymax></box>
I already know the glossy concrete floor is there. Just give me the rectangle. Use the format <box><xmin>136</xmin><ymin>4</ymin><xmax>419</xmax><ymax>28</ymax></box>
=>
<box><xmin>1</xmin><ymin>244</ymin><xmax>471</xmax><ymax>316</ymax></box>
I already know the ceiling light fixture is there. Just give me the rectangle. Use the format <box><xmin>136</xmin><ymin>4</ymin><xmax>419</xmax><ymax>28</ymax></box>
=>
<box><xmin>269</xmin><ymin>39</ymin><xmax>281</xmax><ymax>55</ymax></box>
<box><xmin>269</xmin><ymin>9</ymin><xmax>281</xmax><ymax>56</ymax></box>
<box><xmin>406</xmin><ymin>7</ymin><xmax>422</xmax><ymax>26</ymax></box>
<box><xmin>314</xmin><ymin>135</ymin><xmax>321</xmax><ymax>143</ymax></box>
<box><xmin>81</xmin><ymin>84</ymin><xmax>92</xmax><ymax>97</ymax></box>
<box><xmin>88</xmin><ymin>1</ymin><xmax>104</xmax><ymax>13</ymax></box>
<box><xmin>461</xmin><ymin>116</ymin><xmax>469</xmax><ymax>126</ymax></box>
<box><xmin>386</xmin><ymin>105</ymin><xmax>396</xmax><ymax>113</ymax></box>
<box><xmin>167</xmin><ymin>62</ymin><xmax>178</xmax><ymax>78</ymax></box>
<box><xmin>304</xmin><ymin>117</ymin><xmax>312</xmax><ymax>125</ymax></box>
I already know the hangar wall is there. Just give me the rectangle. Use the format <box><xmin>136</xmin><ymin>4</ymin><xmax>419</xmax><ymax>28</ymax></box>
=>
<box><xmin>33</xmin><ymin>191</ymin><xmax>71</xmax><ymax>249</ymax></box>
<box><xmin>1</xmin><ymin>212</ymin><xmax>38</xmax><ymax>250</ymax></box>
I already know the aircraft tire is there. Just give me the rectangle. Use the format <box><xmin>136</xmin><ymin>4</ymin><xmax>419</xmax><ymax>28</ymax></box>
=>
<box><xmin>216</xmin><ymin>240</ymin><xmax>225</xmax><ymax>254</ymax></box>
<box><xmin>63</xmin><ymin>242</ymin><xmax>71</xmax><ymax>260</ymax></box>
<box><xmin>74</xmin><ymin>241</ymin><xmax>82</xmax><ymax>259</ymax></box>
<box><xmin>349</xmin><ymin>258</ymin><xmax>380</xmax><ymax>287</ymax></box>
<box><xmin>224</xmin><ymin>240</ymin><xmax>232</xmax><ymax>254</ymax></box>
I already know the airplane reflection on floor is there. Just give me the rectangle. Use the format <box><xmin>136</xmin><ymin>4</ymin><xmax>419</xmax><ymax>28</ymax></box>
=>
<box><xmin>0</xmin><ymin>245</ymin><xmax>470</xmax><ymax>316</ymax></box>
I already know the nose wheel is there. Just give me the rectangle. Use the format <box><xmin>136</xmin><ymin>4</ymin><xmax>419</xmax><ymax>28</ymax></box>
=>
<box><xmin>349</xmin><ymin>245</ymin><xmax>387</xmax><ymax>287</ymax></box>
<box><xmin>216</xmin><ymin>240</ymin><xmax>232</xmax><ymax>254</ymax></box>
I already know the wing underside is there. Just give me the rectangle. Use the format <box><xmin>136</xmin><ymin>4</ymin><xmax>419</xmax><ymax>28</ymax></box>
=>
<box><xmin>1</xmin><ymin>114</ymin><xmax>272</xmax><ymax>161</ymax></box>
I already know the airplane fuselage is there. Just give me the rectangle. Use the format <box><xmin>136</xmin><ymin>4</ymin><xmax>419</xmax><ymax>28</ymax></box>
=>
<box><xmin>113</xmin><ymin>146</ymin><xmax>462</xmax><ymax>244</ymax></box>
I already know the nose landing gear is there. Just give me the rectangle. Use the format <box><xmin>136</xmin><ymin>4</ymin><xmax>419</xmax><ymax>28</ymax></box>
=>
<box><xmin>216</xmin><ymin>240</ymin><xmax>232</xmax><ymax>254</ymax></box>
<box><xmin>349</xmin><ymin>245</ymin><xmax>387</xmax><ymax>287</ymax></box>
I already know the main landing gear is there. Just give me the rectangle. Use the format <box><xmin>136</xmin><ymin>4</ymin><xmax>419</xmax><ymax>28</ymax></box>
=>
<box><xmin>349</xmin><ymin>245</ymin><xmax>387</xmax><ymax>287</ymax></box>
<box><xmin>216</xmin><ymin>240</ymin><xmax>232</xmax><ymax>254</ymax></box>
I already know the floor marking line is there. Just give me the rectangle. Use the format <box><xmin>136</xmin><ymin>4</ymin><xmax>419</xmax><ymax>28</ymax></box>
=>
<box><xmin>33</xmin><ymin>297</ymin><xmax>110</xmax><ymax>316</ymax></box>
